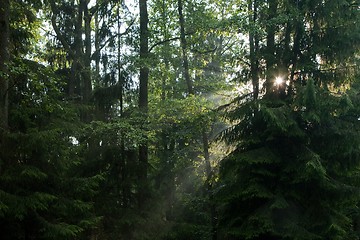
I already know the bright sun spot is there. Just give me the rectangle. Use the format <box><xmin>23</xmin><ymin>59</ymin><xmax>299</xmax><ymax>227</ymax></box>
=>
<box><xmin>275</xmin><ymin>76</ymin><xmax>284</xmax><ymax>85</ymax></box>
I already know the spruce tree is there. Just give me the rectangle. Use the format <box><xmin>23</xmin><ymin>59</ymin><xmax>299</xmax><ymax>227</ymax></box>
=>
<box><xmin>0</xmin><ymin>2</ymin><xmax>102</xmax><ymax>239</ymax></box>
<box><xmin>216</xmin><ymin>0</ymin><xmax>360</xmax><ymax>239</ymax></box>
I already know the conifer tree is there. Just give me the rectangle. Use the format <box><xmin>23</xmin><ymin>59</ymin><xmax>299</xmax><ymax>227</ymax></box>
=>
<box><xmin>216</xmin><ymin>0</ymin><xmax>360</xmax><ymax>239</ymax></box>
<box><xmin>0</xmin><ymin>1</ymin><xmax>102</xmax><ymax>239</ymax></box>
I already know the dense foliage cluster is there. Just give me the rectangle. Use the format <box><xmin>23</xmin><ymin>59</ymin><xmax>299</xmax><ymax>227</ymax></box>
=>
<box><xmin>0</xmin><ymin>0</ymin><xmax>359</xmax><ymax>239</ymax></box>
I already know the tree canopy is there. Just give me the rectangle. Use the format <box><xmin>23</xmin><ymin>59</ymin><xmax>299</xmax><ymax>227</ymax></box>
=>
<box><xmin>0</xmin><ymin>0</ymin><xmax>359</xmax><ymax>239</ymax></box>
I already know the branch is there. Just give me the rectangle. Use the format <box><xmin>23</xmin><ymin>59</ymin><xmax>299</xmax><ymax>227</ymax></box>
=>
<box><xmin>149</xmin><ymin>31</ymin><xmax>195</xmax><ymax>53</ymax></box>
<box><xmin>149</xmin><ymin>37</ymin><xmax>181</xmax><ymax>52</ymax></box>
<box><xmin>91</xmin><ymin>17</ymin><xmax>136</xmax><ymax>60</ymax></box>
<box><xmin>190</xmin><ymin>47</ymin><xmax>217</xmax><ymax>54</ymax></box>
<box><xmin>318</xmin><ymin>65</ymin><xmax>359</xmax><ymax>73</ymax></box>
<box><xmin>217</xmin><ymin>92</ymin><xmax>254</xmax><ymax>111</ymax></box>
<box><xmin>220</xmin><ymin>37</ymin><xmax>237</xmax><ymax>56</ymax></box>
<box><xmin>120</xmin><ymin>17</ymin><xmax>137</xmax><ymax>36</ymax></box>
<box><xmin>237</xmin><ymin>57</ymin><xmax>251</xmax><ymax>68</ymax></box>
<box><xmin>49</xmin><ymin>0</ymin><xmax>75</xmax><ymax>59</ymax></box>
<box><xmin>91</xmin><ymin>35</ymin><xmax>116</xmax><ymax>60</ymax></box>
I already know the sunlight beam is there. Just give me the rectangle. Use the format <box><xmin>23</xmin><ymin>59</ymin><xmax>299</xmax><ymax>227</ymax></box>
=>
<box><xmin>275</xmin><ymin>76</ymin><xmax>284</xmax><ymax>86</ymax></box>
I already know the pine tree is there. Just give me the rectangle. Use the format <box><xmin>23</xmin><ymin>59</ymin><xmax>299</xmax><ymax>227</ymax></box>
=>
<box><xmin>216</xmin><ymin>0</ymin><xmax>360</xmax><ymax>239</ymax></box>
<box><xmin>0</xmin><ymin>2</ymin><xmax>102</xmax><ymax>239</ymax></box>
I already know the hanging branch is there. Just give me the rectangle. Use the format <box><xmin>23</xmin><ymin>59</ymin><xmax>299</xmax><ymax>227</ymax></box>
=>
<box><xmin>49</xmin><ymin>0</ymin><xmax>75</xmax><ymax>59</ymax></box>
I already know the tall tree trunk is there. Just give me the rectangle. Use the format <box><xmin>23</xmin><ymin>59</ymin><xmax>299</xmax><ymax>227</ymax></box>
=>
<box><xmin>117</xmin><ymin>4</ymin><xmax>124</xmax><ymax>115</ymax></box>
<box><xmin>289</xmin><ymin>20</ymin><xmax>303</xmax><ymax>95</ymax></box>
<box><xmin>94</xmin><ymin>5</ymin><xmax>100</xmax><ymax>84</ymax></box>
<box><xmin>202</xmin><ymin>130</ymin><xmax>217</xmax><ymax>240</ymax></box>
<box><xmin>82</xmin><ymin>0</ymin><xmax>92</xmax><ymax>103</ymax></box>
<box><xmin>0</xmin><ymin>0</ymin><xmax>9</xmax><ymax>130</ymax></box>
<box><xmin>50</xmin><ymin>0</ymin><xmax>86</xmax><ymax>98</ymax></box>
<box><xmin>161</xmin><ymin>0</ymin><xmax>170</xmax><ymax>101</ymax></box>
<box><xmin>139</xmin><ymin>0</ymin><xmax>149</xmax><ymax>110</ymax></box>
<box><xmin>280</xmin><ymin>20</ymin><xmax>291</xmax><ymax>75</ymax></box>
<box><xmin>74</xmin><ymin>1</ymin><xmax>83</xmax><ymax>97</ymax></box>
<box><xmin>138</xmin><ymin>0</ymin><xmax>149</xmax><ymax>208</ymax></box>
<box><xmin>177</xmin><ymin>1</ymin><xmax>216</xmax><ymax>237</ymax></box>
<box><xmin>265</xmin><ymin>0</ymin><xmax>278</xmax><ymax>96</ymax></box>
<box><xmin>286</xmin><ymin>0</ymin><xmax>304</xmax><ymax>95</ymax></box>
<box><xmin>178</xmin><ymin>0</ymin><xmax>193</xmax><ymax>95</ymax></box>
<box><xmin>248</xmin><ymin>0</ymin><xmax>259</xmax><ymax>100</ymax></box>
<box><xmin>117</xmin><ymin>2</ymin><xmax>129</xmax><ymax>209</ymax></box>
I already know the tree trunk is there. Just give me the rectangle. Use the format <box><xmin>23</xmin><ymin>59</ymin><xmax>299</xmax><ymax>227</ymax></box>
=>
<box><xmin>74</xmin><ymin>2</ymin><xmax>84</xmax><ymax>98</ymax></box>
<box><xmin>0</xmin><ymin>0</ymin><xmax>9</xmax><ymax>130</ymax></box>
<box><xmin>178</xmin><ymin>2</ymin><xmax>216</xmax><ymax>237</ymax></box>
<box><xmin>202</xmin><ymin>130</ymin><xmax>217</xmax><ymax>240</ymax></box>
<box><xmin>94</xmin><ymin>4</ymin><xmax>100</xmax><ymax>85</ymax></box>
<box><xmin>265</xmin><ymin>0</ymin><xmax>278</xmax><ymax>96</ymax></box>
<box><xmin>248</xmin><ymin>0</ymin><xmax>259</xmax><ymax>100</ymax></box>
<box><xmin>161</xmin><ymin>0</ymin><xmax>170</xmax><ymax>101</ymax></box>
<box><xmin>138</xmin><ymin>0</ymin><xmax>149</xmax><ymax>208</ymax></box>
<box><xmin>289</xmin><ymin>20</ymin><xmax>303</xmax><ymax>95</ymax></box>
<box><xmin>178</xmin><ymin>0</ymin><xmax>193</xmax><ymax>95</ymax></box>
<box><xmin>139</xmin><ymin>0</ymin><xmax>149</xmax><ymax>110</ymax></box>
<box><xmin>117</xmin><ymin>4</ymin><xmax>124</xmax><ymax>115</ymax></box>
<box><xmin>82</xmin><ymin>0</ymin><xmax>92</xmax><ymax>103</ymax></box>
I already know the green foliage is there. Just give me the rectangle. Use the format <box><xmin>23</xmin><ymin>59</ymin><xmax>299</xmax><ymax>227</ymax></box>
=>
<box><xmin>9</xmin><ymin>0</ymin><xmax>42</xmax><ymax>56</ymax></box>
<box><xmin>217</xmin><ymin>79</ymin><xmax>360</xmax><ymax>240</ymax></box>
<box><xmin>0</xmin><ymin>57</ymin><xmax>101</xmax><ymax>239</ymax></box>
<box><xmin>215</xmin><ymin>0</ymin><xmax>360</xmax><ymax>237</ymax></box>
<box><xmin>3</xmin><ymin>0</ymin><xmax>359</xmax><ymax>239</ymax></box>
<box><xmin>217</xmin><ymin>97</ymin><xmax>357</xmax><ymax>239</ymax></box>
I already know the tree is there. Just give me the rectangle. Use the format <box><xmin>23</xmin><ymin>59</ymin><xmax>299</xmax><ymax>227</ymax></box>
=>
<box><xmin>138</xmin><ymin>0</ymin><xmax>150</xmax><ymax>208</ymax></box>
<box><xmin>216</xmin><ymin>0</ymin><xmax>360</xmax><ymax>239</ymax></box>
<box><xmin>148</xmin><ymin>0</ymin><xmax>236</xmax><ymax>238</ymax></box>
<box><xmin>0</xmin><ymin>0</ymin><xmax>9</xmax><ymax>130</ymax></box>
<box><xmin>0</xmin><ymin>2</ymin><xmax>102</xmax><ymax>239</ymax></box>
<box><xmin>248</xmin><ymin>0</ymin><xmax>260</xmax><ymax>100</ymax></box>
<box><xmin>0</xmin><ymin>58</ymin><xmax>102</xmax><ymax>240</ymax></box>
<box><xmin>2</xmin><ymin>0</ymin><xmax>359</xmax><ymax>239</ymax></box>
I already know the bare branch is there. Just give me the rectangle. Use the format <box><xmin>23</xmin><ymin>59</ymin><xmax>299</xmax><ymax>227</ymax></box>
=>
<box><xmin>149</xmin><ymin>37</ymin><xmax>181</xmax><ymax>52</ymax></box>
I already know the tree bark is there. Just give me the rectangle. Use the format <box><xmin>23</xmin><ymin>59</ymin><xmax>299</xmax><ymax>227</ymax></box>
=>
<box><xmin>117</xmin><ymin>4</ymin><xmax>123</xmax><ymax>115</ymax></box>
<box><xmin>50</xmin><ymin>0</ymin><xmax>92</xmax><ymax>102</ymax></box>
<box><xmin>139</xmin><ymin>0</ymin><xmax>149</xmax><ymax>110</ymax></box>
<box><xmin>82</xmin><ymin>0</ymin><xmax>92</xmax><ymax>103</ymax></box>
<box><xmin>202</xmin><ymin>130</ymin><xmax>217</xmax><ymax>240</ymax></box>
<box><xmin>265</xmin><ymin>0</ymin><xmax>278</xmax><ymax>95</ymax></box>
<box><xmin>95</xmin><ymin>6</ymin><xmax>100</xmax><ymax>82</ymax></box>
<box><xmin>178</xmin><ymin>0</ymin><xmax>194</xmax><ymax>95</ymax></box>
<box><xmin>161</xmin><ymin>0</ymin><xmax>170</xmax><ymax>101</ymax></box>
<box><xmin>248</xmin><ymin>0</ymin><xmax>259</xmax><ymax>100</ymax></box>
<box><xmin>0</xmin><ymin>0</ymin><xmax>9</xmax><ymax>130</ymax></box>
<box><xmin>138</xmin><ymin>0</ymin><xmax>149</xmax><ymax>208</ymax></box>
<box><xmin>289</xmin><ymin>20</ymin><xmax>303</xmax><ymax>95</ymax></box>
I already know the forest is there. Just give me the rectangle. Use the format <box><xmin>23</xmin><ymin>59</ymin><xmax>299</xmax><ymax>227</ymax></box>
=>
<box><xmin>0</xmin><ymin>0</ymin><xmax>360</xmax><ymax>239</ymax></box>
